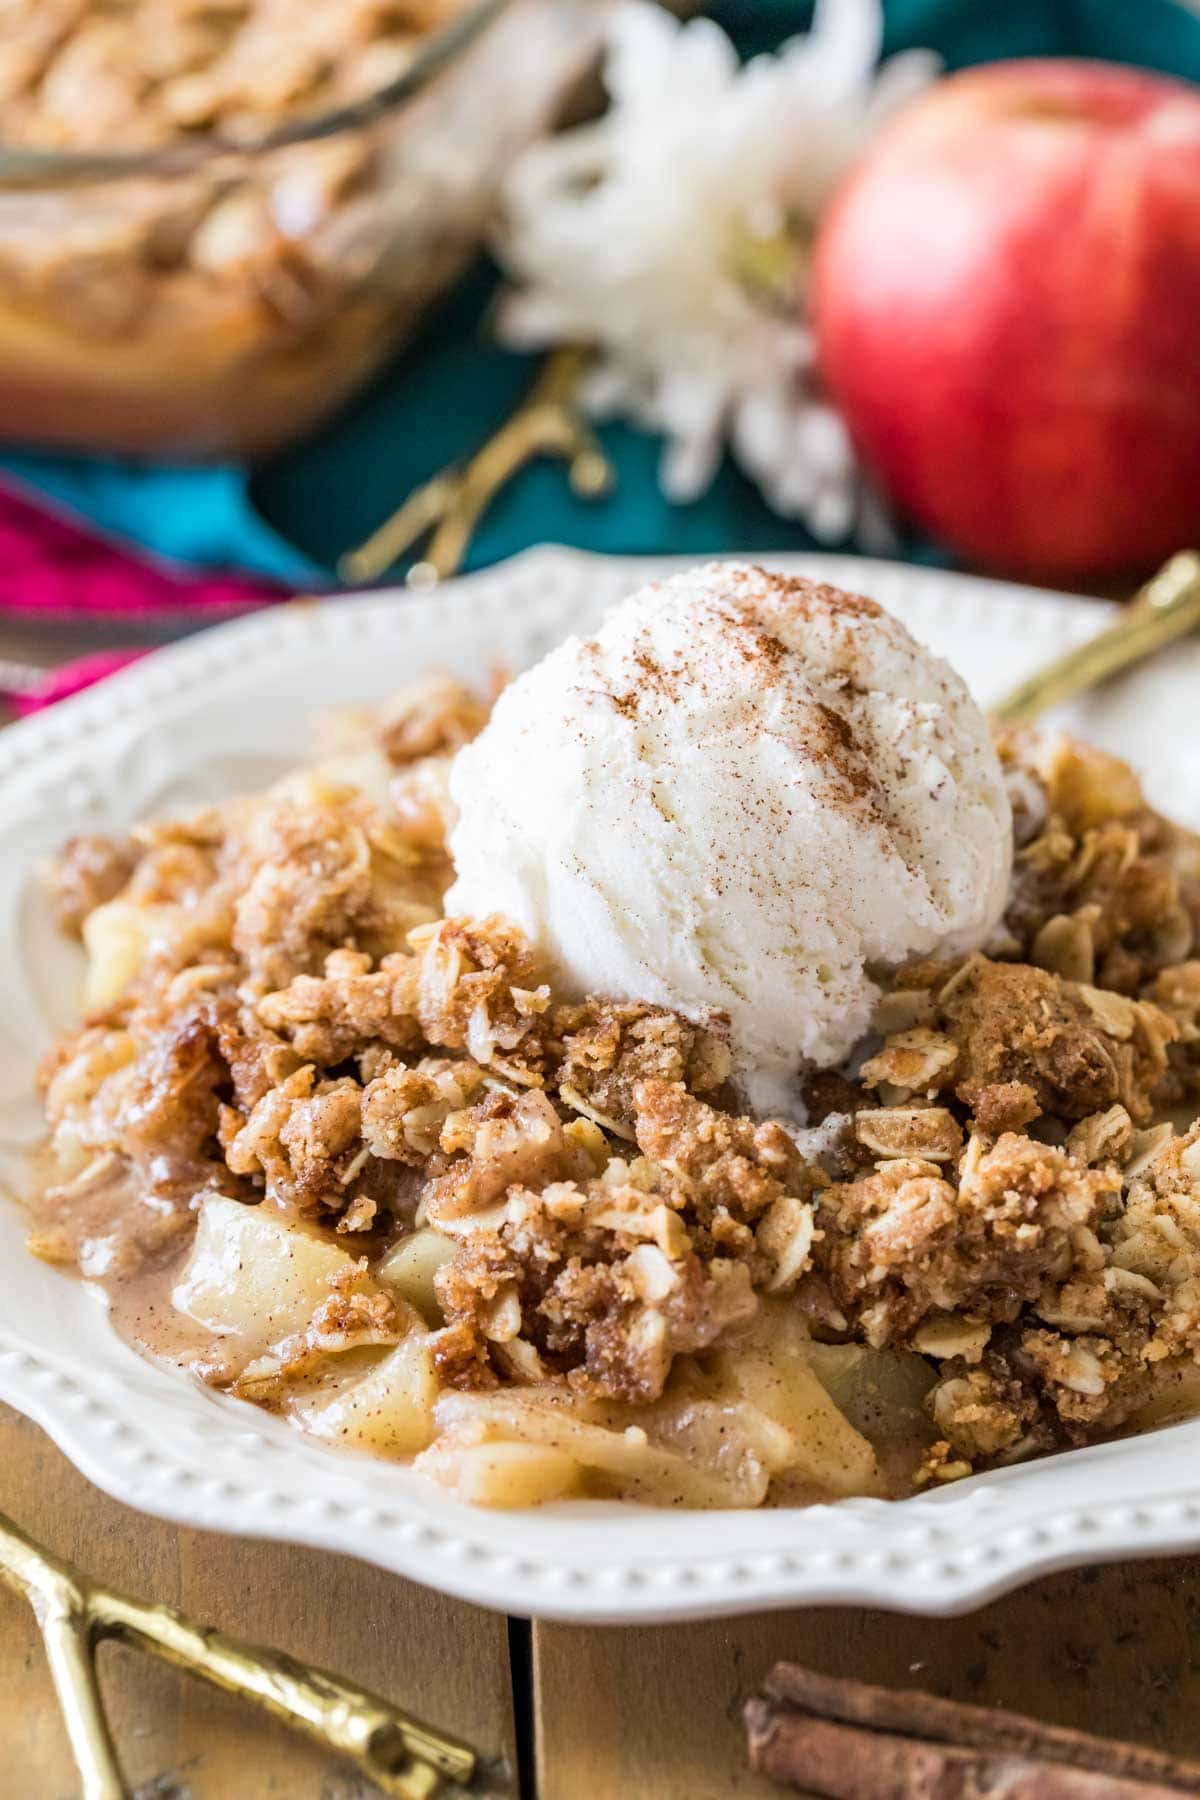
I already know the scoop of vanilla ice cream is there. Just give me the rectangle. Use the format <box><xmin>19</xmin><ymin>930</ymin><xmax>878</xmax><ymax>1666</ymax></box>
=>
<box><xmin>446</xmin><ymin>563</ymin><xmax>1011</xmax><ymax>1099</ymax></box>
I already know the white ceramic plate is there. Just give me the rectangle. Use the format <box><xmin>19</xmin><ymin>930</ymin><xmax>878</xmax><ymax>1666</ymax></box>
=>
<box><xmin>3</xmin><ymin>545</ymin><xmax>1199</xmax><ymax>1625</ymax></box>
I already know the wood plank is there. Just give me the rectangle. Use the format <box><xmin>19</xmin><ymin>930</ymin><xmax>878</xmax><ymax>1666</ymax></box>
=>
<box><xmin>535</xmin><ymin>1559</ymin><xmax>1200</xmax><ymax>1800</ymax></box>
<box><xmin>0</xmin><ymin>1403</ymin><xmax>516</xmax><ymax>1798</ymax></box>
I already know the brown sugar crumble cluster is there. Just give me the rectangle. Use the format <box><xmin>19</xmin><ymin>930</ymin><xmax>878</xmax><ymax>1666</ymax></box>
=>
<box><xmin>31</xmin><ymin>677</ymin><xmax>1200</xmax><ymax>1505</ymax></box>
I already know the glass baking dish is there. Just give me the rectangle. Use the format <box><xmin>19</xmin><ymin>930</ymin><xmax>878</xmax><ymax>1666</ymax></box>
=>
<box><xmin>0</xmin><ymin>0</ymin><xmax>600</xmax><ymax>459</ymax></box>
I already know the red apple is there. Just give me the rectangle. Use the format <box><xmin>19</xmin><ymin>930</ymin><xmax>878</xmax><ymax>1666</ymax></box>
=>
<box><xmin>811</xmin><ymin>59</ymin><xmax>1200</xmax><ymax>582</ymax></box>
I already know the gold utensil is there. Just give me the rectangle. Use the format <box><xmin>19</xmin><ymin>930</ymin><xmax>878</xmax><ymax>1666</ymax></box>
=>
<box><xmin>992</xmin><ymin>549</ymin><xmax>1200</xmax><ymax>723</ymax></box>
<box><xmin>338</xmin><ymin>345</ymin><xmax>610</xmax><ymax>586</ymax></box>
<box><xmin>0</xmin><ymin>1507</ymin><xmax>484</xmax><ymax>1800</ymax></box>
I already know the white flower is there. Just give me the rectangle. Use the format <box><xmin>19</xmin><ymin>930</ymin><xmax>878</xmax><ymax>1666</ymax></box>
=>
<box><xmin>494</xmin><ymin>0</ymin><xmax>937</xmax><ymax>539</ymax></box>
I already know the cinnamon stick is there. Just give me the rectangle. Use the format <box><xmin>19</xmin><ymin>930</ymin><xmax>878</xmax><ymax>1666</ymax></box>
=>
<box><xmin>745</xmin><ymin>1664</ymin><xmax>1200</xmax><ymax>1799</ymax></box>
<box><xmin>763</xmin><ymin>1664</ymin><xmax>1200</xmax><ymax>1790</ymax></box>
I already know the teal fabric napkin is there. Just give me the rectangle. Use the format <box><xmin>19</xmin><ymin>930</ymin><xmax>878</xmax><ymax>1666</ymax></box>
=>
<box><xmin>3</xmin><ymin>0</ymin><xmax>1199</xmax><ymax>585</ymax></box>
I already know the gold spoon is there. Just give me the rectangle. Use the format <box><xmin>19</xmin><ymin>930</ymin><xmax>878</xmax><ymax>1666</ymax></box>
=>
<box><xmin>992</xmin><ymin>549</ymin><xmax>1200</xmax><ymax>723</ymax></box>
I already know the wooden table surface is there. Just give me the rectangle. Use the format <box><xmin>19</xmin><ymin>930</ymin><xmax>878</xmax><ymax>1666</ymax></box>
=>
<box><xmin>6</xmin><ymin>609</ymin><xmax>1200</xmax><ymax>1799</ymax></box>
<box><xmin>5</xmin><ymin>1398</ymin><xmax>1200</xmax><ymax>1799</ymax></box>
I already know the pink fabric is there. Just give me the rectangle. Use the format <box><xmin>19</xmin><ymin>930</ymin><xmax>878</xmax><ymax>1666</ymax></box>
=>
<box><xmin>0</xmin><ymin>485</ymin><xmax>283</xmax><ymax>617</ymax></box>
<box><xmin>0</xmin><ymin>482</ymin><xmax>288</xmax><ymax>710</ymax></box>
<box><xmin>11</xmin><ymin>648</ymin><xmax>148</xmax><ymax>716</ymax></box>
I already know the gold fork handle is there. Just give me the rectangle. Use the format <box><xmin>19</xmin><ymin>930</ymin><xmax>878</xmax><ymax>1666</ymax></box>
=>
<box><xmin>0</xmin><ymin>1509</ymin><xmax>479</xmax><ymax>1800</ymax></box>
<box><xmin>38</xmin><ymin>1596</ymin><xmax>124</xmax><ymax>1800</ymax></box>
<box><xmin>338</xmin><ymin>346</ymin><xmax>611</xmax><ymax>586</ymax></box>
<box><xmin>338</xmin><ymin>470</ymin><xmax>464</xmax><ymax>586</ymax></box>
<box><xmin>98</xmin><ymin>1591</ymin><xmax>472</xmax><ymax>1794</ymax></box>
<box><xmin>422</xmin><ymin>382</ymin><xmax>601</xmax><ymax>580</ymax></box>
<box><xmin>992</xmin><ymin>550</ymin><xmax>1200</xmax><ymax>724</ymax></box>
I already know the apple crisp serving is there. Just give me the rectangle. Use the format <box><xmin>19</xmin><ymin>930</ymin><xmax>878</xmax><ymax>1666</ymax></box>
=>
<box><xmin>28</xmin><ymin>675</ymin><xmax>1200</xmax><ymax>1508</ymax></box>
